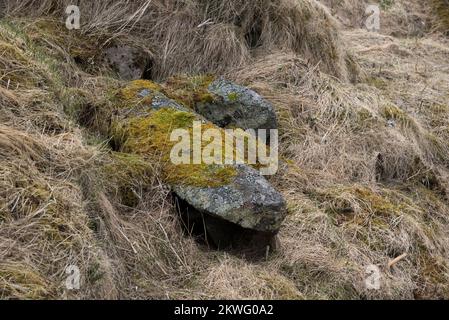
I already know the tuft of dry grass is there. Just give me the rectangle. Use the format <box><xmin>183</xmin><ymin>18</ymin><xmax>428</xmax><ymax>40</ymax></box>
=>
<box><xmin>431</xmin><ymin>0</ymin><xmax>449</xmax><ymax>34</ymax></box>
<box><xmin>318</xmin><ymin>0</ymin><xmax>434</xmax><ymax>37</ymax></box>
<box><xmin>3</xmin><ymin>0</ymin><xmax>353</xmax><ymax>80</ymax></box>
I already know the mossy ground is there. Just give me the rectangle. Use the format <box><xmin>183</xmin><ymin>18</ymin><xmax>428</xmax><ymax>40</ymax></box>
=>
<box><xmin>381</xmin><ymin>104</ymin><xmax>414</xmax><ymax>127</ymax></box>
<box><xmin>102</xmin><ymin>152</ymin><xmax>156</xmax><ymax>207</ymax></box>
<box><xmin>0</xmin><ymin>32</ymin><xmax>37</xmax><ymax>88</ymax></box>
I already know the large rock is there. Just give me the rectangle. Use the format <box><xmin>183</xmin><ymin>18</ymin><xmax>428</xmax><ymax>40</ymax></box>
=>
<box><xmin>111</xmin><ymin>80</ymin><xmax>286</xmax><ymax>251</ymax></box>
<box><xmin>195</xmin><ymin>78</ymin><xmax>278</xmax><ymax>131</ymax></box>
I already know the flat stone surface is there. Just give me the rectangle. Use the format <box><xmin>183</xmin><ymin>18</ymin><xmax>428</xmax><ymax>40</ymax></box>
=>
<box><xmin>173</xmin><ymin>165</ymin><xmax>286</xmax><ymax>232</ymax></box>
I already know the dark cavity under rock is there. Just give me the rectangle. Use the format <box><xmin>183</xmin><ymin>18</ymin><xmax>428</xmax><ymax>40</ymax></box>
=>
<box><xmin>176</xmin><ymin>195</ymin><xmax>280</xmax><ymax>258</ymax></box>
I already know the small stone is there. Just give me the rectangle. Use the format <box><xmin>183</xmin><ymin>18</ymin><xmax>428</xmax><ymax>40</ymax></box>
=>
<box><xmin>387</xmin><ymin>119</ymin><xmax>396</xmax><ymax>127</ymax></box>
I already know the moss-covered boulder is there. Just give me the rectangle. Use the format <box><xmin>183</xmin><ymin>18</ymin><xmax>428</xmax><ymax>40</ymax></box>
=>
<box><xmin>110</xmin><ymin>80</ymin><xmax>286</xmax><ymax>236</ymax></box>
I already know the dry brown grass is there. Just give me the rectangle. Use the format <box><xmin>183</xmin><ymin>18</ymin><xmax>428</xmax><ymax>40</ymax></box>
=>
<box><xmin>431</xmin><ymin>0</ymin><xmax>449</xmax><ymax>34</ymax></box>
<box><xmin>3</xmin><ymin>0</ymin><xmax>353</xmax><ymax>80</ymax></box>
<box><xmin>229</xmin><ymin>44</ymin><xmax>449</xmax><ymax>298</ymax></box>
<box><xmin>1</xmin><ymin>0</ymin><xmax>449</xmax><ymax>300</ymax></box>
<box><xmin>318</xmin><ymin>0</ymin><xmax>445</xmax><ymax>37</ymax></box>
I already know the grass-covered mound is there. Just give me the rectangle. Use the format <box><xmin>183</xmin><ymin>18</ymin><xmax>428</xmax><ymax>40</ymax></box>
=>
<box><xmin>1</xmin><ymin>0</ymin><xmax>449</xmax><ymax>300</ymax></box>
<box><xmin>4</xmin><ymin>0</ymin><xmax>356</xmax><ymax>81</ymax></box>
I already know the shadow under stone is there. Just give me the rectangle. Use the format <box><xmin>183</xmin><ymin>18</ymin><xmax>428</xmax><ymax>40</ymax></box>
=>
<box><xmin>174</xmin><ymin>194</ymin><xmax>279</xmax><ymax>260</ymax></box>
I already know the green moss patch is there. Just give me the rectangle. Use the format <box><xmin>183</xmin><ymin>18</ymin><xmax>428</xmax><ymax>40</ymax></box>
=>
<box><xmin>111</xmin><ymin>108</ymin><xmax>237</xmax><ymax>188</ymax></box>
<box><xmin>366</xmin><ymin>76</ymin><xmax>389</xmax><ymax>90</ymax></box>
<box><xmin>24</xmin><ymin>19</ymin><xmax>99</xmax><ymax>68</ymax></box>
<box><xmin>309</xmin><ymin>185</ymin><xmax>411</xmax><ymax>226</ymax></box>
<box><xmin>120</xmin><ymin>80</ymin><xmax>163</xmax><ymax>103</ymax></box>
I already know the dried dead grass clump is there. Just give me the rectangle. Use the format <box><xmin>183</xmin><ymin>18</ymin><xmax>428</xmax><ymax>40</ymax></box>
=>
<box><xmin>4</xmin><ymin>0</ymin><xmax>352</xmax><ymax>80</ymax></box>
<box><xmin>0</xmin><ymin>125</ymin><xmax>118</xmax><ymax>299</ymax></box>
<box><xmin>319</xmin><ymin>0</ymin><xmax>431</xmax><ymax>37</ymax></box>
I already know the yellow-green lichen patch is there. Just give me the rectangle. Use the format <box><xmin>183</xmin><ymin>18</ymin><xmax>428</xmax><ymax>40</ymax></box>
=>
<box><xmin>112</xmin><ymin>108</ymin><xmax>237</xmax><ymax>188</ymax></box>
<box><xmin>120</xmin><ymin>80</ymin><xmax>163</xmax><ymax>101</ymax></box>
<box><xmin>163</xmin><ymin>74</ymin><xmax>216</xmax><ymax>109</ymax></box>
<box><xmin>118</xmin><ymin>79</ymin><xmax>163</xmax><ymax>106</ymax></box>
<box><xmin>227</xmin><ymin>92</ymin><xmax>239</xmax><ymax>102</ymax></box>
<box><xmin>166</xmin><ymin>163</ymin><xmax>237</xmax><ymax>188</ymax></box>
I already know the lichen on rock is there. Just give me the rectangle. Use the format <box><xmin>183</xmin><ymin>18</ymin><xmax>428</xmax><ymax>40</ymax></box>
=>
<box><xmin>163</xmin><ymin>74</ymin><xmax>217</xmax><ymax>109</ymax></box>
<box><xmin>173</xmin><ymin>165</ymin><xmax>286</xmax><ymax>233</ymax></box>
<box><xmin>159</xmin><ymin>75</ymin><xmax>279</xmax><ymax>132</ymax></box>
<box><xmin>109</xmin><ymin>80</ymin><xmax>286</xmax><ymax>234</ymax></box>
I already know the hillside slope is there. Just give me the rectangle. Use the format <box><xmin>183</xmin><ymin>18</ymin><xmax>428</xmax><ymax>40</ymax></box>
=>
<box><xmin>1</xmin><ymin>0</ymin><xmax>449</xmax><ymax>299</ymax></box>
